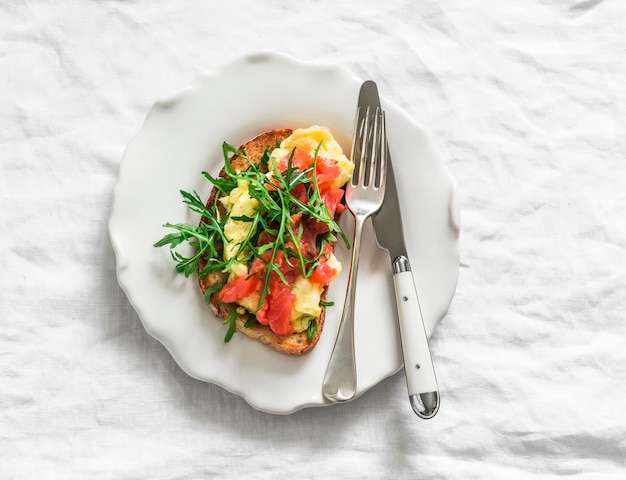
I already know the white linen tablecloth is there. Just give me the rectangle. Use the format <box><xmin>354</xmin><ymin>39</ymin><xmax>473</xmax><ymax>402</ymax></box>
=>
<box><xmin>2</xmin><ymin>1</ymin><xmax>625</xmax><ymax>478</ymax></box>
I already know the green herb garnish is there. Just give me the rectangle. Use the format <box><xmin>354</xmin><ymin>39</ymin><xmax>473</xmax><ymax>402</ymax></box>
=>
<box><xmin>307</xmin><ymin>319</ymin><xmax>318</xmax><ymax>343</ymax></box>
<box><xmin>223</xmin><ymin>306</ymin><xmax>238</xmax><ymax>343</ymax></box>
<box><xmin>203</xmin><ymin>281</ymin><xmax>225</xmax><ymax>303</ymax></box>
<box><xmin>244</xmin><ymin>314</ymin><xmax>256</xmax><ymax>329</ymax></box>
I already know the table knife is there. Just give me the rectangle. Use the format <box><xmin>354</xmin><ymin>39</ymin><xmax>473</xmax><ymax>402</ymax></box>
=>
<box><xmin>360</xmin><ymin>80</ymin><xmax>440</xmax><ymax>419</ymax></box>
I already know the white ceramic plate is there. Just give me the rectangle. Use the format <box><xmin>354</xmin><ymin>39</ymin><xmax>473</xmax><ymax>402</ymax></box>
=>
<box><xmin>109</xmin><ymin>52</ymin><xmax>460</xmax><ymax>414</ymax></box>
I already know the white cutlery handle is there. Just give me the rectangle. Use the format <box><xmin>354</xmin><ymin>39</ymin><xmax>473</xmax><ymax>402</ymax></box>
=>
<box><xmin>392</xmin><ymin>256</ymin><xmax>440</xmax><ymax>418</ymax></box>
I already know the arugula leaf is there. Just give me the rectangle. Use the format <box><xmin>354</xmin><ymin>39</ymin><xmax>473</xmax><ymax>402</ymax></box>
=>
<box><xmin>307</xmin><ymin>319</ymin><xmax>318</xmax><ymax>343</ymax></box>
<box><xmin>223</xmin><ymin>306</ymin><xmax>238</xmax><ymax>343</ymax></box>
<box><xmin>244</xmin><ymin>314</ymin><xmax>256</xmax><ymax>329</ymax></box>
<box><xmin>204</xmin><ymin>281</ymin><xmax>225</xmax><ymax>304</ymax></box>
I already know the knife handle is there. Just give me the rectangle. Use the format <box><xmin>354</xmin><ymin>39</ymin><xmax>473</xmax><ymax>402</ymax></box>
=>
<box><xmin>392</xmin><ymin>256</ymin><xmax>440</xmax><ymax>419</ymax></box>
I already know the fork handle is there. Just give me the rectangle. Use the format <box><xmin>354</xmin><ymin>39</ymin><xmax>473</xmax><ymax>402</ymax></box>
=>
<box><xmin>392</xmin><ymin>256</ymin><xmax>440</xmax><ymax>419</ymax></box>
<box><xmin>322</xmin><ymin>214</ymin><xmax>366</xmax><ymax>403</ymax></box>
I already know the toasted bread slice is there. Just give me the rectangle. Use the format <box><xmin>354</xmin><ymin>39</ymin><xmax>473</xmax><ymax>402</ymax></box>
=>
<box><xmin>197</xmin><ymin>128</ymin><xmax>331</xmax><ymax>355</ymax></box>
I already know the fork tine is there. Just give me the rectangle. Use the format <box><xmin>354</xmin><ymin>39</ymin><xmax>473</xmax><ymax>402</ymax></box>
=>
<box><xmin>365</xmin><ymin>107</ymin><xmax>377</xmax><ymax>187</ymax></box>
<box><xmin>377</xmin><ymin>109</ymin><xmax>387</xmax><ymax>190</ymax></box>
<box><xmin>368</xmin><ymin>107</ymin><xmax>382</xmax><ymax>188</ymax></box>
<box><xmin>350</xmin><ymin>106</ymin><xmax>361</xmax><ymax>187</ymax></box>
<box><xmin>356</xmin><ymin>106</ymin><xmax>370</xmax><ymax>187</ymax></box>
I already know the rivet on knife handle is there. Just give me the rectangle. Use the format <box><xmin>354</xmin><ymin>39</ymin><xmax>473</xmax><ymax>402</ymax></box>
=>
<box><xmin>392</xmin><ymin>255</ymin><xmax>440</xmax><ymax>419</ymax></box>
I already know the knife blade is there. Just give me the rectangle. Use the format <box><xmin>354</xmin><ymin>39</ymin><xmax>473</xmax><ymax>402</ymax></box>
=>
<box><xmin>359</xmin><ymin>80</ymin><xmax>440</xmax><ymax>419</ymax></box>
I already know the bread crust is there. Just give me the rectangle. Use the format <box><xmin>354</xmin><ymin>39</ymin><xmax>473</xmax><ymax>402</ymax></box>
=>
<box><xmin>197</xmin><ymin>128</ymin><xmax>332</xmax><ymax>355</ymax></box>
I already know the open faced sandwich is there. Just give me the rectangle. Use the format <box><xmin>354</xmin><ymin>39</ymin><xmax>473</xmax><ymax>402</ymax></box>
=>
<box><xmin>155</xmin><ymin>126</ymin><xmax>354</xmax><ymax>355</ymax></box>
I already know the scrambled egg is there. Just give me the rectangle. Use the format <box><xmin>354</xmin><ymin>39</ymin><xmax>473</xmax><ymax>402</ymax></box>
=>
<box><xmin>269</xmin><ymin>126</ymin><xmax>354</xmax><ymax>189</ymax></box>
<box><xmin>290</xmin><ymin>253</ymin><xmax>342</xmax><ymax>332</ymax></box>
<box><xmin>221</xmin><ymin>126</ymin><xmax>351</xmax><ymax>333</ymax></box>
<box><xmin>220</xmin><ymin>179</ymin><xmax>258</xmax><ymax>279</ymax></box>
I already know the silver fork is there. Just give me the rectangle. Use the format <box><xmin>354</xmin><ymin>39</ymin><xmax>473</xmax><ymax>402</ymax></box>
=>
<box><xmin>322</xmin><ymin>106</ymin><xmax>387</xmax><ymax>403</ymax></box>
